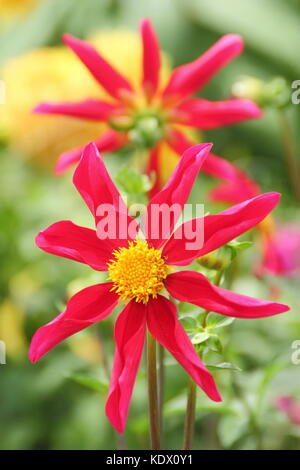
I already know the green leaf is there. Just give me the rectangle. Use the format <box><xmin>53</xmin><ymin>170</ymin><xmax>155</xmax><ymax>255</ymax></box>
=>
<box><xmin>208</xmin><ymin>362</ymin><xmax>242</xmax><ymax>372</ymax></box>
<box><xmin>227</xmin><ymin>240</ymin><xmax>253</xmax><ymax>251</ymax></box>
<box><xmin>207</xmin><ymin>313</ymin><xmax>235</xmax><ymax>330</ymax></box>
<box><xmin>206</xmin><ymin>334</ymin><xmax>223</xmax><ymax>353</ymax></box>
<box><xmin>67</xmin><ymin>375</ymin><xmax>108</xmax><ymax>393</ymax></box>
<box><xmin>179</xmin><ymin>315</ymin><xmax>198</xmax><ymax>330</ymax></box>
<box><xmin>191</xmin><ymin>331</ymin><xmax>210</xmax><ymax>344</ymax></box>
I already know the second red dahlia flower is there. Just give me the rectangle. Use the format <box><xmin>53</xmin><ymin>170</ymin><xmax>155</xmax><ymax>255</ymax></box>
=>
<box><xmin>34</xmin><ymin>18</ymin><xmax>261</xmax><ymax>182</ymax></box>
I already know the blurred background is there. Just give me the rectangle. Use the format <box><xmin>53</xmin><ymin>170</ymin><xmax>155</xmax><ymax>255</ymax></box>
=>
<box><xmin>0</xmin><ymin>0</ymin><xmax>300</xmax><ymax>450</ymax></box>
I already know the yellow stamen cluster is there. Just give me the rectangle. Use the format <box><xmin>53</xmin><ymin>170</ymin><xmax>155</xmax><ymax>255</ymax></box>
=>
<box><xmin>107</xmin><ymin>240</ymin><xmax>168</xmax><ymax>304</ymax></box>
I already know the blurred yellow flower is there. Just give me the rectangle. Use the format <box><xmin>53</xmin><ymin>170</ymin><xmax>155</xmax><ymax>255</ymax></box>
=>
<box><xmin>0</xmin><ymin>0</ymin><xmax>39</xmax><ymax>23</ymax></box>
<box><xmin>0</xmin><ymin>29</ymin><xmax>171</xmax><ymax>167</ymax></box>
<box><xmin>68</xmin><ymin>332</ymin><xmax>104</xmax><ymax>365</ymax></box>
<box><xmin>0</xmin><ymin>299</ymin><xmax>27</xmax><ymax>361</ymax></box>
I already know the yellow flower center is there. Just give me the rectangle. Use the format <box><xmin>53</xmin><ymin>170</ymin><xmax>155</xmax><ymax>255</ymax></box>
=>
<box><xmin>107</xmin><ymin>240</ymin><xmax>168</xmax><ymax>304</ymax></box>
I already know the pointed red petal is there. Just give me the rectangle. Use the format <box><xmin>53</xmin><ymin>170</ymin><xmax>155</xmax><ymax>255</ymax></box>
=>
<box><xmin>145</xmin><ymin>143</ymin><xmax>212</xmax><ymax>249</ymax></box>
<box><xmin>163</xmin><ymin>193</ymin><xmax>281</xmax><ymax>266</ymax></box>
<box><xmin>176</xmin><ymin>98</ymin><xmax>262</xmax><ymax>129</ymax></box>
<box><xmin>55</xmin><ymin>130</ymin><xmax>125</xmax><ymax>175</ymax></box>
<box><xmin>147</xmin><ymin>295</ymin><xmax>221</xmax><ymax>401</ymax></box>
<box><xmin>73</xmin><ymin>143</ymin><xmax>138</xmax><ymax>242</ymax></box>
<box><xmin>34</xmin><ymin>99</ymin><xmax>121</xmax><ymax>121</ymax></box>
<box><xmin>106</xmin><ymin>301</ymin><xmax>146</xmax><ymax>433</ymax></box>
<box><xmin>163</xmin><ymin>34</ymin><xmax>244</xmax><ymax>100</ymax></box>
<box><xmin>166</xmin><ymin>271</ymin><xmax>289</xmax><ymax>318</ymax></box>
<box><xmin>29</xmin><ymin>283</ymin><xmax>118</xmax><ymax>363</ymax></box>
<box><xmin>63</xmin><ymin>33</ymin><xmax>133</xmax><ymax>100</ymax></box>
<box><xmin>35</xmin><ymin>220</ymin><xmax>114</xmax><ymax>270</ymax></box>
<box><xmin>140</xmin><ymin>18</ymin><xmax>161</xmax><ymax>97</ymax></box>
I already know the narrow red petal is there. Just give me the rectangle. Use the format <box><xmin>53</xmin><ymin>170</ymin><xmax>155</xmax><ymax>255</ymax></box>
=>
<box><xmin>55</xmin><ymin>130</ymin><xmax>126</xmax><ymax>175</ymax></box>
<box><xmin>63</xmin><ymin>33</ymin><xmax>133</xmax><ymax>100</ymax></box>
<box><xmin>163</xmin><ymin>34</ymin><xmax>244</xmax><ymax>100</ymax></box>
<box><xmin>147</xmin><ymin>296</ymin><xmax>221</xmax><ymax>401</ymax></box>
<box><xmin>73</xmin><ymin>143</ymin><xmax>138</xmax><ymax>241</ymax></box>
<box><xmin>166</xmin><ymin>271</ymin><xmax>289</xmax><ymax>318</ymax></box>
<box><xmin>106</xmin><ymin>301</ymin><xmax>146</xmax><ymax>433</ymax></box>
<box><xmin>140</xmin><ymin>18</ymin><xmax>161</xmax><ymax>98</ymax></box>
<box><xmin>145</xmin><ymin>143</ymin><xmax>212</xmax><ymax>249</ymax></box>
<box><xmin>29</xmin><ymin>283</ymin><xmax>118</xmax><ymax>363</ymax></box>
<box><xmin>175</xmin><ymin>98</ymin><xmax>262</xmax><ymax>129</ymax></box>
<box><xmin>167</xmin><ymin>129</ymin><xmax>261</xmax><ymax>203</ymax></box>
<box><xmin>34</xmin><ymin>99</ymin><xmax>121</xmax><ymax>121</ymax></box>
<box><xmin>35</xmin><ymin>220</ymin><xmax>114</xmax><ymax>270</ymax></box>
<box><xmin>163</xmin><ymin>193</ymin><xmax>281</xmax><ymax>266</ymax></box>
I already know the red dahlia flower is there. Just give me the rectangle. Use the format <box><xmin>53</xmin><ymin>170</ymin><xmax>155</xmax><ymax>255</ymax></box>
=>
<box><xmin>30</xmin><ymin>142</ymin><xmax>289</xmax><ymax>432</ymax></box>
<box><xmin>34</xmin><ymin>18</ymin><xmax>261</xmax><ymax>181</ymax></box>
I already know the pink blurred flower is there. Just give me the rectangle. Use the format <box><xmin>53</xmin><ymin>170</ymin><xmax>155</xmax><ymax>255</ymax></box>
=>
<box><xmin>30</xmin><ymin>142</ymin><xmax>289</xmax><ymax>432</ymax></box>
<box><xmin>257</xmin><ymin>223</ymin><xmax>300</xmax><ymax>278</ymax></box>
<box><xmin>276</xmin><ymin>396</ymin><xmax>300</xmax><ymax>425</ymax></box>
<box><xmin>199</xmin><ymin>151</ymin><xmax>300</xmax><ymax>279</ymax></box>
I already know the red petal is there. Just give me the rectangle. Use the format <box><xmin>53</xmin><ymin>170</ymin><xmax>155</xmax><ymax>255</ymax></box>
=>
<box><xmin>146</xmin><ymin>295</ymin><xmax>221</xmax><ymax>402</ymax></box>
<box><xmin>145</xmin><ymin>143</ymin><xmax>212</xmax><ymax>249</ymax></box>
<box><xmin>35</xmin><ymin>220</ymin><xmax>114</xmax><ymax>270</ymax></box>
<box><xmin>63</xmin><ymin>33</ymin><xmax>133</xmax><ymax>100</ymax></box>
<box><xmin>34</xmin><ymin>99</ymin><xmax>121</xmax><ymax>121</ymax></box>
<box><xmin>202</xmin><ymin>153</ymin><xmax>261</xmax><ymax>203</ymax></box>
<box><xmin>73</xmin><ymin>143</ymin><xmax>138</xmax><ymax>242</ymax></box>
<box><xmin>175</xmin><ymin>98</ymin><xmax>262</xmax><ymax>129</ymax></box>
<box><xmin>106</xmin><ymin>301</ymin><xmax>146</xmax><ymax>433</ymax></box>
<box><xmin>167</xmin><ymin>128</ymin><xmax>193</xmax><ymax>155</ymax></box>
<box><xmin>163</xmin><ymin>193</ymin><xmax>281</xmax><ymax>266</ymax></box>
<box><xmin>166</xmin><ymin>271</ymin><xmax>289</xmax><ymax>318</ymax></box>
<box><xmin>163</xmin><ymin>34</ymin><xmax>244</xmax><ymax>100</ymax></box>
<box><xmin>140</xmin><ymin>18</ymin><xmax>161</xmax><ymax>98</ymax></box>
<box><xmin>55</xmin><ymin>130</ymin><xmax>125</xmax><ymax>175</ymax></box>
<box><xmin>29</xmin><ymin>283</ymin><xmax>118</xmax><ymax>363</ymax></box>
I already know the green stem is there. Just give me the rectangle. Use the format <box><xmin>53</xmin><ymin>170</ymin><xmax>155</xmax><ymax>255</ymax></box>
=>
<box><xmin>147</xmin><ymin>331</ymin><xmax>160</xmax><ymax>450</ymax></box>
<box><xmin>278</xmin><ymin>109</ymin><xmax>300</xmax><ymax>204</ymax></box>
<box><xmin>183</xmin><ymin>269</ymin><xmax>224</xmax><ymax>449</ymax></box>
<box><xmin>158</xmin><ymin>343</ymin><xmax>165</xmax><ymax>437</ymax></box>
<box><xmin>183</xmin><ymin>378</ymin><xmax>197</xmax><ymax>450</ymax></box>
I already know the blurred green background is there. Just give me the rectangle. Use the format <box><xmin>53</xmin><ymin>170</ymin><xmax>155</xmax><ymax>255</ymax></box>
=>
<box><xmin>0</xmin><ymin>0</ymin><xmax>300</xmax><ymax>450</ymax></box>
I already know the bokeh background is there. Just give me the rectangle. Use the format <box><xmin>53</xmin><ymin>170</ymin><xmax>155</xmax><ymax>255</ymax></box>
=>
<box><xmin>0</xmin><ymin>0</ymin><xmax>300</xmax><ymax>450</ymax></box>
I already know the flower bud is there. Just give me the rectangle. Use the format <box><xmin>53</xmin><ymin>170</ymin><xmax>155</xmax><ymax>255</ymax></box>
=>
<box><xmin>197</xmin><ymin>246</ymin><xmax>232</xmax><ymax>271</ymax></box>
<box><xmin>232</xmin><ymin>75</ymin><xmax>290</xmax><ymax>109</ymax></box>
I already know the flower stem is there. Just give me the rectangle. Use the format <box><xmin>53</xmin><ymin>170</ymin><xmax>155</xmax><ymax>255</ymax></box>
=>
<box><xmin>278</xmin><ymin>109</ymin><xmax>300</xmax><ymax>204</ymax></box>
<box><xmin>183</xmin><ymin>378</ymin><xmax>197</xmax><ymax>450</ymax></box>
<box><xmin>158</xmin><ymin>343</ymin><xmax>165</xmax><ymax>436</ymax></box>
<box><xmin>147</xmin><ymin>330</ymin><xmax>160</xmax><ymax>450</ymax></box>
<box><xmin>183</xmin><ymin>269</ymin><xmax>224</xmax><ymax>450</ymax></box>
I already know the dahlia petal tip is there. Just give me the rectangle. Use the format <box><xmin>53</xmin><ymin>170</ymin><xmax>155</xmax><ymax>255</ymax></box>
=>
<box><xmin>35</xmin><ymin>231</ymin><xmax>44</xmax><ymax>248</ymax></box>
<box><xmin>62</xmin><ymin>32</ymin><xmax>76</xmax><ymax>46</ymax></box>
<box><xmin>265</xmin><ymin>191</ymin><xmax>281</xmax><ymax>204</ymax></box>
<box><xmin>28</xmin><ymin>342</ymin><xmax>39</xmax><ymax>364</ymax></box>
<box><xmin>140</xmin><ymin>17</ymin><xmax>152</xmax><ymax>29</ymax></box>
<box><xmin>32</xmin><ymin>104</ymin><xmax>46</xmax><ymax>114</ymax></box>
<box><xmin>105</xmin><ymin>405</ymin><xmax>125</xmax><ymax>434</ymax></box>
<box><xmin>223</xmin><ymin>33</ymin><xmax>244</xmax><ymax>50</ymax></box>
<box><xmin>201</xmin><ymin>142</ymin><xmax>213</xmax><ymax>152</ymax></box>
